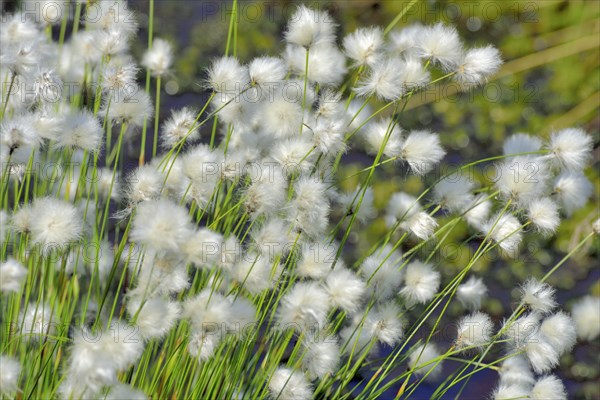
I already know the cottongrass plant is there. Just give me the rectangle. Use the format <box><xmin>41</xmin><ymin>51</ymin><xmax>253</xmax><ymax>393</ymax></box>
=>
<box><xmin>0</xmin><ymin>1</ymin><xmax>597</xmax><ymax>399</ymax></box>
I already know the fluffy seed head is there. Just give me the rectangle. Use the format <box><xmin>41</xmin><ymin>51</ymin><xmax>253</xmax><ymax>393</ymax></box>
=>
<box><xmin>324</xmin><ymin>267</ymin><xmax>366</xmax><ymax>313</ymax></box>
<box><xmin>530</xmin><ymin>375</ymin><xmax>566</xmax><ymax>400</ymax></box>
<box><xmin>0</xmin><ymin>258</ymin><xmax>27</xmax><ymax>293</ymax></box>
<box><xmin>399</xmin><ymin>261</ymin><xmax>440</xmax><ymax>307</ymax></box>
<box><xmin>300</xmin><ymin>335</ymin><xmax>340</xmax><ymax>379</ymax></box>
<box><xmin>269</xmin><ymin>367</ymin><xmax>313</xmax><ymax>400</ymax></box>
<box><xmin>366</xmin><ymin>302</ymin><xmax>404</xmax><ymax>346</ymax></box>
<box><xmin>455</xmin><ymin>311</ymin><xmax>494</xmax><ymax>350</ymax></box>
<box><xmin>127</xmin><ymin>296</ymin><xmax>181</xmax><ymax>339</ymax></box>
<box><xmin>454</xmin><ymin>45</ymin><xmax>502</xmax><ymax>87</ymax></box>
<box><xmin>492</xmin><ymin>383</ymin><xmax>530</xmax><ymax>400</ymax></box>
<box><xmin>284</xmin><ymin>5</ymin><xmax>336</xmax><ymax>48</ymax></box>
<box><xmin>130</xmin><ymin>199</ymin><xmax>192</xmax><ymax>252</ymax></box>
<box><xmin>285</xmin><ymin>43</ymin><xmax>347</xmax><ymax>86</ymax></box>
<box><xmin>540</xmin><ymin>312</ymin><xmax>576</xmax><ymax>355</ymax></box>
<box><xmin>408</xmin><ymin>343</ymin><xmax>443</xmax><ymax>381</ymax></box>
<box><xmin>456</xmin><ymin>276</ymin><xmax>487</xmax><ymax>310</ymax></box>
<box><xmin>29</xmin><ymin>197</ymin><xmax>83</xmax><ymax>251</ymax></box>
<box><xmin>524</xmin><ymin>331</ymin><xmax>559</xmax><ymax>374</ymax></box>
<box><xmin>56</xmin><ymin>110</ymin><xmax>103</xmax><ymax>152</ymax></box>
<box><xmin>400</xmin><ymin>130</ymin><xmax>446</xmax><ymax>175</ymax></box>
<box><xmin>495</xmin><ymin>156</ymin><xmax>550</xmax><ymax>205</ymax></box>
<box><xmin>433</xmin><ymin>175</ymin><xmax>476</xmax><ymax>213</ymax></box>
<box><xmin>362</xmin><ymin>118</ymin><xmax>403</xmax><ymax>158</ymax></box>
<box><xmin>571</xmin><ymin>295</ymin><xmax>600</xmax><ymax>341</ymax></box>
<box><xmin>484</xmin><ymin>213</ymin><xmax>523</xmax><ymax>257</ymax></box>
<box><xmin>142</xmin><ymin>38</ymin><xmax>173</xmax><ymax>77</ymax></box>
<box><xmin>359</xmin><ymin>248</ymin><xmax>403</xmax><ymax>302</ymax></box>
<box><xmin>527</xmin><ymin>197</ymin><xmax>560</xmax><ymax>236</ymax></box>
<box><xmin>102</xmin><ymin>87</ymin><xmax>153</xmax><ymax>127</ymax></box>
<box><xmin>206</xmin><ymin>57</ymin><xmax>249</xmax><ymax>93</ymax></box>
<box><xmin>548</xmin><ymin>128</ymin><xmax>593</xmax><ymax>171</ymax></box>
<box><xmin>503</xmin><ymin>133</ymin><xmax>542</xmax><ymax>156</ymax></box>
<box><xmin>553</xmin><ymin>171</ymin><xmax>593</xmax><ymax>216</ymax></box>
<box><xmin>277</xmin><ymin>282</ymin><xmax>330</xmax><ymax>332</ymax></box>
<box><xmin>416</xmin><ymin>23</ymin><xmax>463</xmax><ymax>71</ymax></box>
<box><xmin>161</xmin><ymin>107</ymin><xmax>200</xmax><ymax>148</ymax></box>
<box><xmin>248</xmin><ymin>56</ymin><xmax>286</xmax><ymax>86</ymax></box>
<box><xmin>355</xmin><ymin>57</ymin><xmax>405</xmax><ymax>101</ymax></box>
<box><xmin>0</xmin><ymin>355</ymin><xmax>21</xmax><ymax>395</ymax></box>
<box><xmin>343</xmin><ymin>27</ymin><xmax>384</xmax><ymax>67</ymax></box>
<box><xmin>520</xmin><ymin>279</ymin><xmax>556</xmax><ymax>314</ymax></box>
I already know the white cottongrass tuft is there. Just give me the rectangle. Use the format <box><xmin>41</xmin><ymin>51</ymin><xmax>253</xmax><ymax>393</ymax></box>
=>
<box><xmin>19</xmin><ymin>302</ymin><xmax>56</xmax><ymax>341</ymax></box>
<box><xmin>571</xmin><ymin>295</ymin><xmax>600</xmax><ymax>341</ymax></box>
<box><xmin>106</xmin><ymin>383</ymin><xmax>148</xmax><ymax>400</ymax></box>
<box><xmin>456</xmin><ymin>276</ymin><xmax>487</xmax><ymax>310</ymax></box>
<box><xmin>365</xmin><ymin>302</ymin><xmax>404</xmax><ymax>346</ymax></box>
<box><xmin>284</xmin><ymin>5</ymin><xmax>336</xmax><ymax>48</ymax></box>
<box><xmin>359</xmin><ymin>248</ymin><xmax>404</xmax><ymax>302</ymax></box>
<box><xmin>385</xmin><ymin>192</ymin><xmax>438</xmax><ymax>240</ymax></box>
<box><xmin>530</xmin><ymin>375</ymin><xmax>567</xmax><ymax>400</ymax></box>
<box><xmin>125</xmin><ymin>165</ymin><xmax>163</xmax><ymax>204</ymax></box>
<box><xmin>0</xmin><ymin>355</ymin><xmax>21</xmax><ymax>395</ymax></box>
<box><xmin>502</xmin><ymin>312</ymin><xmax>541</xmax><ymax>350</ymax></box>
<box><xmin>492</xmin><ymin>383</ymin><xmax>530</xmax><ymax>400</ymax></box>
<box><xmin>484</xmin><ymin>213</ymin><xmax>523</xmax><ymax>257</ymax></box>
<box><xmin>277</xmin><ymin>282</ymin><xmax>331</xmax><ymax>331</ymax></box>
<box><xmin>498</xmin><ymin>355</ymin><xmax>535</xmax><ymax>388</ymax></box>
<box><xmin>454</xmin><ymin>45</ymin><xmax>502</xmax><ymax>87</ymax></box>
<box><xmin>408</xmin><ymin>342</ymin><xmax>443</xmax><ymax>381</ymax></box>
<box><xmin>520</xmin><ymin>279</ymin><xmax>556</xmax><ymax>314</ymax></box>
<box><xmin>206</xmin><ymin>56</ymin><xmax>249</xmax><ymax>93</ymax></box>
<box><xmin>248</xmin><ymin>56</ymin><xmax>286</xmax><ymax>86</ymax></box>
<box><xmin>540</xmin><ymin>312</ymin><xmax>576</xmax><ymax>355</ymax></box>
<box><xmin>547</xmin><ymin>128</ymin><xmax>593</xmax><ymax>171</ymax></box>
<box><xmin>527</xmin><ymin>197</ymin><xmax>560</xmax><ymax>236</ymax></box>
<box><xmin>399</xmin><ymin>130</ymin><xmax>446</xmax><ymax>175</ymax></box>
<box><xmin>503</xmin><ymin>132</ymin><xmax>542</xmax><ymax>155</ymax></box>
<box><xmin>269</xmin><ymin>367</ymin><xmax>313</xmax><ymax>400</ymax></box>
<box><xmin>523</xmin><ymin>330</ymin><xmax>560</xmax><ymax>374</ymax></box>
<box><xmin>338</xmin><ymin>186</ymin><xmax>377</xmax><ymax>223</ymax></box>
<box><xmin>232</xmin><ymin>253</ymin><xmax>279</xmax><ymax>295</ymax></box>
<box><xmin>161</xmin><ymin>107</ymin><xmax>200</xmax><ymax>148</ymax></box>
<box><xmin>296</xmin><ymin>241</ymin><xmax>337</xmax><ymax>279</ymax></box>
<box><xmin>593</xmin><ymin>218</ymin><xmax>600</xmax><ymax>235</ymax></box>
<box><xmin>433</xmin><ymin>175</ymin><xmax>476</xmax><ymax>213</ymax></box>
<box><xmin>416</xmin><ymin>23</ymin><xmax>463</xmax><ymax>71</ymax></box>
<box><xmin>29</xmin><ymin>197</ymin><xmax>83</xmax><ymax>251</ymax></box>
<box><xmin>300</xmin><ymin>335</ymin><xmax>340</xmax><ymax>379</ymax></box>
<box><xmin>142</xmin><ymin>38</ymin><xmax>173</xmax><ymax>77</ymax></box>
<box><xmin>0</xmin><ymin>258</ymin><xmax>27</xmax><ymax>293</ymax></box>
<box><xmin>127</xmin><ymin>296</ymin><xmax>181</xmax><ymax>339</ymax></box>
<box><xmin>407</xmin><ymin>211</ymin><xmax>438</xmax><ymax>240</ymax></box>
<box><xmin>285</xmin><ymin>43</ymin><xmax>347</xmax><ymax>86</ymax></box>
<box><xmin>56</xmin><ymin>110</ymin><xmax>103</xmax><ymax>152</ymax></box>
<box><xmin>494</xmin><ymin>156</ymin><xmax>549</xmax><ymax>205</ymax></box>
<box><xmin>324</xmin><ymin>267</ymin><xmax>366</xmax><ymax>314</ymax></box>
<box><xmin>553</xmin><ymin>171</ymin><xmax>593</xmax><ymax>216</ymax></box>
<box><xmin>362</xmin><ymin>118</ymin><xmax>403</xmax><ymax>158</ymax></box>
<box><xmin>399</xmin><ymin>261</ymin><xmax>440</xmax><ymax>307</ymax></box>
<box><xmin>102</xmin><ymin>87</ymin><xmax>153</xmax><ymax>127</ymax></box>
<box><xmin>130</xmin><ymin>199</ymin><xmax>192</xmax><ymax>252</ymax></box>
<box><xmin>355</xmin><ymin>57</ymin><xmax>406</xmax><ymax>101</ymax></box>
<box><xmin>388</xmin><ymin>23</ymin><xmax>423</xmax><ymax>55</ymax></box>
<box><xmin>287</xmin><ymin>177</ymin><xmax>330</xmax><ymax>239</ymax></box>
<box><xmin>343</xmin><ymin>27</ymin><xmax>384</xmax><ymax>67</ymax></box>
<box><xmin>463</xmin><ymin>194</ymin><xmax>492</xmax><ymax>231</ymax></box>
<box><xmin>455</xmin><ymin>311</ymin><xmax>494</xmax><ymax>350</ymax></box>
